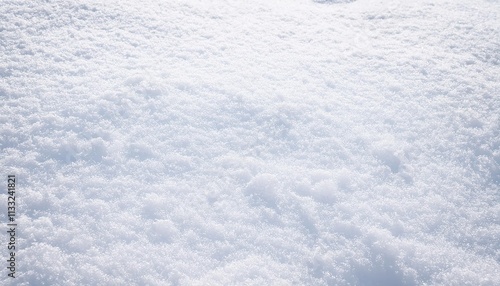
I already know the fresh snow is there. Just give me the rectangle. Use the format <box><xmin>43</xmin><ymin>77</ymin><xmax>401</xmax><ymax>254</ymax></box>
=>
<box><xmin>1</xmin><ymin>0</ymin><xmax>499</xmax><ymax>285</ymax></box>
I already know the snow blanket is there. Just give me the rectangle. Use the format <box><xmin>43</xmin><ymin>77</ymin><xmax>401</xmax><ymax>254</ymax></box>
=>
<box><xmin>0</xmin><ymin>0</ymin><xmax>499</xmax><ymax>284</ymax></box>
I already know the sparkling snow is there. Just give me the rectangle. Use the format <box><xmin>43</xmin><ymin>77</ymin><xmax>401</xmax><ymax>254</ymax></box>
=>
<box><xmin>1</xmin><ymin>0</ymin><xmax>499</xmax><ymax>284</ymax></box>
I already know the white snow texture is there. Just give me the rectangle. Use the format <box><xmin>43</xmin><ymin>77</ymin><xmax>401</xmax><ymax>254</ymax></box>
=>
<box><xmin>1</xmin><ymin>0</ymin><xmax>499</xmax><ymax>285</ymax></box>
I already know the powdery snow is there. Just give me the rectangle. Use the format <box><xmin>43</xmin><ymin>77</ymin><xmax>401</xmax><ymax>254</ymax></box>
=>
<box><xmin>1</xmin><ymin>0</ymin><xmax>499</xmax><ymax>284</ymax></box>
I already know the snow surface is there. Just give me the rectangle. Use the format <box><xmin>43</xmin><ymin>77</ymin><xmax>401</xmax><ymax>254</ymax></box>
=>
<box><xmin>1</xmin><ymin>0</ymin><xmax>499</xmax><ymax>284</ymax></box>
